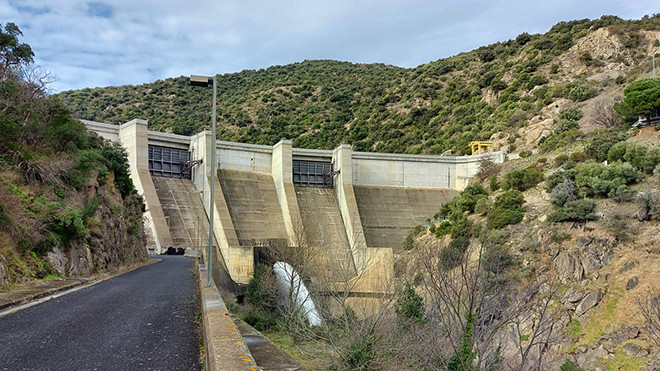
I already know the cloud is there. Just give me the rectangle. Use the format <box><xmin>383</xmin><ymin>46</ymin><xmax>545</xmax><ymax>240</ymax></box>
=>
<box><xmin>87</xmin><ymin>2</ymin><xmax>113</xmax><ymax>19</ymax></box>
<box><xmin>0</xmin><ymin>0</ymin><xmax>657</xmax><ymax>92</ymax></box>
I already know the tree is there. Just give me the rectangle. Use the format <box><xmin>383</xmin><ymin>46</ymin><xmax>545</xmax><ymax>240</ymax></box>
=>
<box><xmin>614</xmin><ymin>78</ymin><xmax>660</xmax><ymax>124</ymax></box>
<box><xmin>0</xmin><ymin>22</ymin><xmax>34</xmax><ymax>79</ymax></box>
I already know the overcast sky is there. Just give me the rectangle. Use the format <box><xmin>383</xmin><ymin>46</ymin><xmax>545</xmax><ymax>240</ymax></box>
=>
<box><xmin>1</xmin><ymin>1</ymin><xmax>657</xmax><ymax>93</ymax></box>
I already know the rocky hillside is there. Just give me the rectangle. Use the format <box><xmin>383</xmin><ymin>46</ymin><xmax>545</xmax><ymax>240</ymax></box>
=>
<box><xmin>0</xmin><ymin>23</ymin><xmax>147</xmax><ymax>288</ymax></box>
<box><xmin>58</xmin><ymin>15</ymin><xmax>660</xmax><ymax>156</ymax></box>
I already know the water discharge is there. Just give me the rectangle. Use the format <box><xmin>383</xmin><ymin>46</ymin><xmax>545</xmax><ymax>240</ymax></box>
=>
<box><xmin>273</xmin><ymin>261</ymin><xmax>322</xmax><ymax>326</ymax></box>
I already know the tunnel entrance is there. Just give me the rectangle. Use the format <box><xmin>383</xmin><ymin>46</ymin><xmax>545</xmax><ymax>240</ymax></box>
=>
<box><xmin>148</xmin><ymin>145</ymin><xmax>191</xmax><ymax>179</ymax></box>
<box><xmin>292</xmin><ymin>160</ymin><xmax>334</xmax><ymax>188</ymax></box>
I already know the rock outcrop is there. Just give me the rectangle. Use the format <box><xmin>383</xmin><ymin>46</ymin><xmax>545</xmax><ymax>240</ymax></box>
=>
<box><xmin>46</xmin><ymin>173</ymin><xmax>147</xmax><ymax>277</ymax></box>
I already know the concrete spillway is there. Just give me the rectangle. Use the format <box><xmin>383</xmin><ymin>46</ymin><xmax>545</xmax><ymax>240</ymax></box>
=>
<box><xmin>218</xmin><ymin>169</ymin><xmax>288</xmax><ymax>246</ymax></box>
<box><xmin>353</xmin><ymin>185</ymin><xmax>458</xmax><ymax>250</ymax></box>
<box><xmin>152</xmin><ymin>177</ymin><xmax>208</xmax><ymax>251</ymax></box>
<box><xmin>295</xmin><ymin>187</ymin><xmax>355</xmax><ymax>280</ymax></box>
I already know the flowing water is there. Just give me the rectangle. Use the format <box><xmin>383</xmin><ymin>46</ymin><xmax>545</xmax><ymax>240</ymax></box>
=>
<box><xmin>272</xmin><ymin>262</ymin><xmax>322</xmax><ymax>326</ymax></box>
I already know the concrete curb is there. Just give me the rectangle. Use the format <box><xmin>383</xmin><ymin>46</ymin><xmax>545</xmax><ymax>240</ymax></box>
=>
<box><xmin>0</xmin><ymin>259</ymin><xmax>156</xmax><ymax>314</ymax></box>
<box><xmin>0</xmin><ymin>279</ymin><xmax>89</xmax><ymax>311</ymax></box>
<box><xmin>198</xmin><ymin>261</ymin><xmax>257</xmax><ymax>371</ymax></box>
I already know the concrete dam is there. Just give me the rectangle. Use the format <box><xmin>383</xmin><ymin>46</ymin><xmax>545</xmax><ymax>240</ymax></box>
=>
<box><xmin>84</xmin><ymin>119</ymin><xmax>505</xmax><ymax>296</ymax></box>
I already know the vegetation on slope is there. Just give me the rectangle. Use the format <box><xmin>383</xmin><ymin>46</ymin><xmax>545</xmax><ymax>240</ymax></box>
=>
<box><xmin>59</xmin><ymin>15</ymin><xmax>660</xmax><ymax>155</ymax></box>
<box><xmin>0</xmin><ymin>23</ymin><xmax>146</xmax><ymax>287</ymax></box>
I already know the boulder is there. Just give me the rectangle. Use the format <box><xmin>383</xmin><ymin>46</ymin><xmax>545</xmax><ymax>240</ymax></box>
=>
<box><xmin>620</xmin><ymin>261</ymin><xmax>635</xmax><ymax>273</ymax></box>
<box><xmin>626</xmin><ymin>277</ymin><xmax>639</xmax><ymax>291</ymax></box>
<box><xmin>563</xmin><ymin>287</ymin><xmax>585</xmax><ymax>303</ymax></box>
<box><xmin>575</xmin><ymin>290</ymin><xmax>602</xmax><ymax>317</ymax></box>
<box><xmin>621</xmin><ymin>343</ymin><xmax>648</xmax><ymax>358</ymax></box>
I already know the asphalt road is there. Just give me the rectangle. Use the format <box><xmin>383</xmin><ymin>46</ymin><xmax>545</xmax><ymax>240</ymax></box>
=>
<box><xmin>0</xmin><ymin>256</ymin><xmax>201</xmax><ymax>371</ymax></box>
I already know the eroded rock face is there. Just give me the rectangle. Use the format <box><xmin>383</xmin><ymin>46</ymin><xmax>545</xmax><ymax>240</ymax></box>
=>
<box><xmin>0</xmin><ymin>254</ymin><xmax>6</xmax><ymax>287</ymax></box>
<box><xmin>554</xmin><ymin>237</ymin><xmax>614</xmax><ymax>282</ymax></box>
<box><xmin>46</xmin><ymin>172</ymin><xmax>147</xmax><ymax>277</ymax></box>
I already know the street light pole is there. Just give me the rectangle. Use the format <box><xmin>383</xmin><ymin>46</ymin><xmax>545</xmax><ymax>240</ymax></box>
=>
<box><xmin>191</xmin><ymin>74</ymin><xmax>217</xmax><ymax>286</ymax></box>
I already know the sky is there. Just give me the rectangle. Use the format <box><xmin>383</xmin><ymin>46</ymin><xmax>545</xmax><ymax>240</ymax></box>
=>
<box><xmin>1</xmin><ymin>1</ymin><xmax>658</xmax><ymax>93</ymax></box>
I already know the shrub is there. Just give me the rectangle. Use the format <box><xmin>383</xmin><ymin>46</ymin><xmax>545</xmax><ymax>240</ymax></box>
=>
<box><xmin>560</xmin><ymin>107</ymin><xmax>584</xmax><ymax>121</ymax></box>
<box><xmin>440</xmin><ymin>236</ymin><xmax>470</xmax><ymax>270</ymax></box>
<box><xmin>488</xmin><ymin>190</ymin><xmax>526</xmax><ymax>229</ymax></box>
<box><xmin>434</xmin><ymin>220</ymin><xmax>452</xmax><ymax>237</ymax></box>
<box><xmin>573</xmin><ymin>161</ymin><xmax>644</xmax><ymax>198</ymax></box>
<box><xmin>555</xmin><ymin>119</ymin><xmax>579</xmax><ymax>135</ymax></box>
<box><xmin>483</xmin><ymin>244</ymin><xmax>513</xmax><ymax>274</ymax></box>
<box><xmin>548</xmin><ymin>199</ymin><xmax>598</xmax><ymax>222</ymax></box>
<box><xmin>245</xmin><ymin>264</ymin><xmax>278</xmax><ymax>311</ymax></box>
<box><xmin>489</xmin><ymin>174</ymin><xmax>500</xmax><ymax>191</ymax></box>
<box><xmin>403</xmin><ymin>233</ymin><xmax>415</xmax><ymax>250</ymax></box>
<box><xmin>47</xmin><ymin>206</ymin><xmax>88</xmax><ymax>248</ymax></box>
<box><xmin>569</xmin><ymin>151</ymin><xmax>587</xmax><ymax>162</ymax></box>
<box><xmin>504</xmin><ymin>168</ymin><xmax>544</xmax><ymax>191</ymax></box>
<box><xmin>551</xmin><ymin>178</ymin><xmax>577</xmax><ymax>207</ymax></box>
<box><xmin>585</xmin><ymin>130</ymin><xmax>627</xmax><ymax>162</ymax></box>
<box><xmin>608</xmin><ymin>142</ymin><xmax>660</xmax><ymax>174</ymax></box>
<box><xmin>555</xmin><ymin>154</ymin><xmax>569</xmax><ymax>167</ymax></box>
<box><xmin>488</xmin><ymin>207</ymin><xmax>525</xmax><ymax>229</ymax></box>
<box><xmin>450</xmin><ymin>213</ymin><xmax>473</xmax><ymax>239</ymax></box>
<box><xmin>493</xmin><ymin>190</ymin><xmax>525</xmax><ymax>210</ymax></box>
<box><xmin>519</xmin><ymin>150</ymin><xmax>533</xmax><ymax>158</ymax></box>
<box><xmin>396</xmin><ymin>284</ymin><xmax>427</xmax><ymax>325</ymax></box>
<box><xmin>474</xmin><ymin>197</ymin><xmax>492</xmax><ymax>215</ymax></box>
<box><xmin>636</xmin><ymin>191</ymin><xmax>660</xmax><ymax>221</ymax></box>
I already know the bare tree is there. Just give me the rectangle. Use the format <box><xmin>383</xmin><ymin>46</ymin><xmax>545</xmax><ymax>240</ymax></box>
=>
<box><xmin>637</xmin><ymin>294</ymin><xmax>660</xmax><ymax>348</ymax></box>
<box><xmin>396</xmin><ymin>227</ymin><xmax>563</xmax><ymax>370</ymax></box>
<box><xmin>587</xmin><ymin>98</ymin><xmax>622</xmax><ymax>129</ymax></box>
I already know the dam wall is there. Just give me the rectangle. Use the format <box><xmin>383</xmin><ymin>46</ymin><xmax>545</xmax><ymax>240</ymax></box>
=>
<box><xmin>83</xmin><ymin>119</ymin><xmax>505</xmax><ymax>290</ymax></box>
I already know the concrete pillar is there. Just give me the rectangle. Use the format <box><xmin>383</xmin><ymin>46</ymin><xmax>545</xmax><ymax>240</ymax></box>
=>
<box><xmin>118</xmin><ymin>119</ymin><xmax>173</xmax><ymax>254</ymax></box>
<box><xmin>191</xmin><ymin>132</ymin><xmax>244</xmax><ymax>281</ymax></box>
<box><xmin>272</xmin><ymin>140</ymin><xmax>304</xmax><ymax>245</ymax></box>
<box><xmin>333</xmin><ymin>144</ymin><xmax>369</xmax><ymax>273</ymax></box>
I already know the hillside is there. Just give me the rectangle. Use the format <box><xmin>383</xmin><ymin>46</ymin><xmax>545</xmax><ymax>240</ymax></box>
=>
<box><xmin>0</xmin><ymin>23</ymin><xmax>147</xmax><ymax>288</ymax></box>
<box><xmin>59</xmin><ymin>15</ymin><xmax>660</xmax><ymax>155</ymax></box>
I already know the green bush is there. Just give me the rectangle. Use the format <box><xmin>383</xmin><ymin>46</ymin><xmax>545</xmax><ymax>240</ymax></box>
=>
<box><xmin>585</xmin><ymin>130</ymin><xmax>627</xmax><ymax>162</ymax></box>
<box><xmin>488</xmin><ymin>190</ymin><xmax>526</xmax><ymax>229</ymax></box>
<box><xmin>504</xmin><ymin>168</ymin><xmax>544</xmax><ymax>191</ymax></box>
<box><xmin>560</xmin><ymin>107</ymin><xmax>584</xmax><ymax>121</ymax></box>
<box><xmin>560</xmin><ymin>359</ymin><xmax>584</xmax><ymax>371</ymax></box>
<box><xmin>439</xmin><ymin>236</ymin><xmax>470</xmax><ymax>270</ymax></box>
<box><xmin>608</xmin><ymin>141</ymin><xmax>660</xmax><ymax>174</ymax></box>
<box><xmin>396</xmin><ymin>284</ymin><xmax>427</xmax><ymax>325</ymax></box>
<box><xmin>47</xmin><ymin>205</ymin><xmax>88</xmax><ymax>248</ymax></box>
<box><xmin>519</xmin><ymin>150</ymin><xmax>533</xmax><ymax>158</ymax></box>
<box><xmin>403</xmin><ymin>233</ymin><xmax>415</xmax><ymax>250</ymax></box>
<box><xmin>569</xmin><ymin>151</ymin><xmax>587</xmax><ymax>162</ymax></box>
<box><xmin>483</xmin><ymin>244</ymin><xmax>514</xmax><ymax>274</ymax></box>
<box><xmin>555</xmin><ymin>119</ymin><xmax>579</xmax><ymax>135</ymax></box>
<box><xmin>573</xmin><ymin>161</ymin><xmax>644</xmax><ymax>198</ymax></box>
<box><xmin>474</xmin><ymin>197</ymin><xmax>492</xmax><ymax>215</ymax></box>
<box><xmin>434</xmin><ymin>220</ymin><xmax>452</xmax><ymax>238</ymax></box>
<box><xmin>245</xmin><ymin>264</ymin><xmax>278</xmax><ymax>311</ymax></box>
<box><xmin>450</xmin><ymin>213</ymin><xmax>473</xmax><ymax>239</ymax></box>
<box><xmin>488</xmin><ymin>207</ymin><xmax>525</xmax><ymax>229</ymax></box>
<box><xmin>555</xmin><ymin>154</ymin><xmax>569</xmax><ymax>167</ymax></box>
<box><xmin>548</xmin><ymin>199</ymin><xmax>598</xmax><ymax>222</ymax></box>
<box><xmin>489</xmin><ymin>174</ymin><xmax>500</xmax><ymax>191</ymax></box>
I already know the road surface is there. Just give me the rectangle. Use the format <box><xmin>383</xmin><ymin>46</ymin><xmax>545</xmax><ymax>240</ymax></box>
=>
<box><xmin>0</xmin><ymin>256</ymin><xmax>201</xmax><ymax>370</ymax></box>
